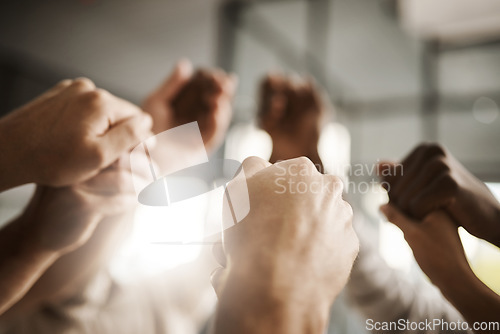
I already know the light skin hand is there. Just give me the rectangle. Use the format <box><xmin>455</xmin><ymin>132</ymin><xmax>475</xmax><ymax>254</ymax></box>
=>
<box><xmin>258</xmin><ymin>74</ymin><xmax>326</xmax><ymax>170</ymax></box>
<box><xmin>381</xmin><ymin>204</ymin><xmax>500</xmax><ymax>331</ymax></box>
<box><xmin>142</xmin><ymin>60</ymin><xmax>237</xmax><ymax>154</ymax></box>
<box><xmin>0</xmin><ymin>78</ymin><xmax>152</xmax><ymax>191</ymax></box>
<box><xmin>212</xmin><ymin>156</ymin><xmax>359</xmax><ymax>334</ymax></box>
<box><xmin>379</xmin><ymin>143</ymin><xmax>500</xmax><ymax>247</ymax></box>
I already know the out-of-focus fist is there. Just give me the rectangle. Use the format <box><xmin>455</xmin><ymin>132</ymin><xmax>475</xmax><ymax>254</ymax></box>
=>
<box><xmin>19</xmin><ymin>157</ymin><xmax>138</xmax><ymax>254</ymax></box>
<box><xmin>213</xmin><ymin>156</ymin><xmax>358</xmax><ymax>306</ymax></box>
<box><xmin>142</xmin><ymin>60</ymin><xmax>237</xmax><ymax>154</ymax></box>
<box><xmin>0</xmin><ymin>78</ymin><xmax>152</xmax><ymax>189</ymax></box>
<box><xmin>258</xmin><ymin>74</ymin><xmax>325</xmax><ymax>169</ymax></box>
<box><xmin>379</xmin><ymin>143</ymin><xmax>500</xmax><ymax>247</ymax></box>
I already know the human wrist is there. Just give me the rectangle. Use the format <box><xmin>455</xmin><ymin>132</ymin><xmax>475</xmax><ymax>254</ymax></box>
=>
<box><xmin>0</xmin><ymin>117</ymin><xmax>32</xmax><ymax>190</ymax></box>
<box><xmin>216</xmin><ymin>263</ymin><xmax>330</xmax><ymax>334</ymax></box>
<box><xmin>438</xmin><ymin>268</ymin><xmax>500</xmax><ymax>325</ymax></box>
<box><xmin>438</xmin><ymin>265</ymin><xmax>483</xmax><ymax>310</ymax></box>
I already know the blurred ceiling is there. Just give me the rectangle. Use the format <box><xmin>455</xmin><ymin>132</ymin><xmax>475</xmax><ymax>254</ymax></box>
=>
<box><xmin>400</xmin><ymin>0</ymin><xmax>500</xmax><ymax>45</ymax></box>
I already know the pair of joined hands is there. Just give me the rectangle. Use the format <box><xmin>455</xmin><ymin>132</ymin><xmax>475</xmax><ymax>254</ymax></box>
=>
<box><xmin>0</xmin><ymin>60</ymin><xmax>236</xmax><ymax>315</ymax></box>
<box><xmin>379</xmin><ymin>144</ymin><xmax>500</xmax><ymax>328</ymax></box>
<box><xmin>0</xmin><ymin>60</ymin><xmax>236</xmax><ymax>254</ymax></box>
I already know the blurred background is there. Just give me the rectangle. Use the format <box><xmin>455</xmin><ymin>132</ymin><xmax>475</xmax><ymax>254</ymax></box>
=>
<box><xmin>1</xmin><ymin>0</ymin><xmax>500</xmax><ymax>333</ymax></box>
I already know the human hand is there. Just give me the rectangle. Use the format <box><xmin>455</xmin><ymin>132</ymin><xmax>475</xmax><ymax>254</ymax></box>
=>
<box><xmin>257</xmin><ymin>74</ymin><xmax>325</xmax><ymax>169</ymax></box>
<box><xmin>212</xmin><ymin>157</ymin><xmax>358</xmax><ymax>334</ymax></box>
<box><xmin>142</xmin><ymin>60</ymin><xmax>237</xmax><ymax>154</ymax></box>
<box><xmin>0</xmin><ymin>156</ymin><xmax>140</xmax><ymax>316</ymax></box>
<box><xmin>0</xmin><ymin>78</ymin><xmax>152</xmax><ymax>190</ymax></box>
<box><xmin>379</xmin><ymin>143</ymin><xmax>500</xmax><ymax>247</ymax></box>
<box><xmin>380</xmin><ymin>204</ymin><xmax>500</xmax><ymax>330</ymax></box>
<box><xmin>380</xmin><ymin>204</ymin><xmax>471</xmax><ymax>287</ymax></box>
<box><xmin>18</xmin><ymin>156</ymin><xmax>138</xmax><ymax>254</ymax></box>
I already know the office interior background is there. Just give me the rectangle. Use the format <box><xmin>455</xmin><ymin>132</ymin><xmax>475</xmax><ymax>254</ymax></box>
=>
<box><xmin>1</xmin><ymin>0</ymin><xmax>500</xmax><ymax>333</ymax></box>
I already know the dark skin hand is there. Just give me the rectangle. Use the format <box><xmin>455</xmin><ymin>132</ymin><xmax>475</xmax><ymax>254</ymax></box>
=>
<box><xmin>379</xmin><ymin>143</ymin><xmax>500</xmax><ymax>248</ymax></box>
<box><xmin>382</xmin><ymin>204</ymin><xmax>500</xmax><ymax>333</ymax></box>
<box><xmin>143</xmin><ymin>60</ymin><xmax>237</xmax><ymax>155</ymax></box>
<box><xmin>257</xmin><ymin>74</ymin><xmax>325</xmax><ymax>171</ymax></box>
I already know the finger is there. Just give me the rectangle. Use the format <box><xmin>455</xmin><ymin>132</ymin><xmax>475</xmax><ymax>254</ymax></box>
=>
<box><xmin>226</xmin><ymin>73</ymin><xmax>238</xmax><ymax>96</ymax></box>
<box><xmin>391</xmin><ymin>144</ymin><xmax>446</xmax><ymax>201</ymax></box>
<box><xmin>212</xmin><ymin>242</ymin><xmax>227</xmax><ymax>267</ymax></box>
<box><xmin>398</xmin><ymin>156</ymin><xmax>450</xmax><ymax>212</ymax></box>
<box><xmin>409</xmin><ymin>172</ymin><xmax>457</xmax><ymax>219</ymax></box>
<box><xmin>259</xmin><ymin>74</ymin><xmax>286</xmax><ymax>116</ymax></box>
<box><xmin>381</xmin><ymin>145</ymin><xmax>427</xmax><ymax>194</ymax></box>
<box><xmin>377</xmin><ymin>161</ymin><xmax>401</xmax><ymax>194</ymax></box>
<box><xmin>202</xmin><ymin>72</ymin><xmax>225</xmax><ymax>109</ymax></box>
<box><xmin>241</xmin><ymin>156</ymin><xmax>272</xmax><ymax>178</ymax></box>
<box><xmin>212</xmin><ymin>71</ymin><xmax>237</xmax><ymax>99</ymax></box>
<box><xmin>61</xmin><ymin>77</ymin><xmax>96</xmax><ymax>96</ymax></box>
<box><xmin>103</xmin><ymin>95</ymin><xmax>155</xmax><ymax>128</ymax></box>
<box><xmin>26</xmin><ymin>80</ymin><xmax>74</xmax><ymax>106</ymax></box>
<box><xmin>99</xmin><ymin>114</ymin><xmax>153</xmax><ymax>167</ymax></box>
<box><xmin>421</xmin><ymin>209</ymin><xmax>456</xmax><ymax>229</ymax></box>
<box><xmin>380</xmin><ymin>204</ymin><xmax>417</xmax><ymax>235</ymax></box>
<box><xmin>153</xmin><ymin>59</ymin><xmax>194</xmax><ymax>100</ymax></box>
<box><xmin>79</xmin><ymin>168</ymin><xmax>134</xmax><ymax>196</ymax></box>
<box><xmin>45</xmin><ymin>79</ymin><xmax>73</xmax><ymax>97</ymax></box>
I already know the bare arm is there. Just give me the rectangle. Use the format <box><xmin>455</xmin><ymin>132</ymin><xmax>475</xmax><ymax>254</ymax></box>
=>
<box><xmin>0</xmin><ymin>216</ymin><xmax>61</xmax><ymax>315</ymax></box>
<box><xmin>382</xmin><ymin>205</ymin><xmax>500</xmax><ymax>333</ymax></box>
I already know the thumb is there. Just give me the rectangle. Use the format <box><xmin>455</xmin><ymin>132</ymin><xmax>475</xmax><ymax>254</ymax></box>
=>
<box><xmin>153</xmin><ymin>59</ymin><xmax>193</xmax><ymax>100</ymax></box>
<box><xmin>99</xmin><ymin>113</ymin><xmax>153</xmax><ymax>167</ymax></box>
<box><xmin>380</xmin><ymin>204</ymin><xmax>417</xmax><ymax>236</ymax></box>
<box><xmin>241</xmin><ymin>156</ymin><xmax>272</xmax><ymax>178</ymax></box>
<box><xmin>377</xmin><ymin>160</ymin><xmax>402</xmax><ymax>192</ymax></box>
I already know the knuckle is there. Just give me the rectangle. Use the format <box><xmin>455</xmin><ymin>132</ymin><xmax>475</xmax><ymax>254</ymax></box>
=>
<box><xmin>71</xmin><ymin>77</ymin><xmax>95</xmax><ymax>90</ymax></box>
<box><xmin>89</xmin><ymin>145</ymin><xmax>107</xmax><ymax>167</ymax></box>
<box><xmin>343</xmin><ymin>200</ymin><xmax>353</xmax><ymax>217</ymax></box>
<box><xmin>443</xmin><ymin>174</ymin><xmax>459</xmax><ymax>193</ymax></box>
<box><xmin>81</xmin><ymin>89</ymin><xmax>109</xmax><ymax>106</ymax></box>
<box><xmin>327</xmin><ymin>175</ymin><xmax>344</xmax><ymax>196</ymax></box>
<box><xmin>122</xmin><ymin>121</ymin><xmax>140</xmax><ymax>140</ymax></box>
<box><xmin>243</xmin><ymin>156</ymin><xmax>265</xmax><ymax>166</ymax></box>
<box><xmin>411</xmin><ymin>143</ymin><xmax>428</xmax><ymax>156</ymax></box>
<box><xmin>351</xmin><ymin>232</ymin><xmax>360</xmax><ymax>256</ymax></box>
<box><xmin>422</xmin><ymin>213</ymin><xmax>435</xmax><ymax>225</ymax></box>
<box><xmin>423</xmin><ymin>142</ymin><xmax>446</xmax><ymax>157</ymax></box>
<box><xmin>295</xmin><ymin>156</ymin><xmax>315</xmax><ymax>170</ymax></box>
<box><xmin>403</xmin><ymin>229</ymin><xmax>419</xmax><ymax>243</ymax></box>
<box><xmin>430</xmin><ymin>156</ymin><xmax>451</xmax><ymax>173</ymax></box>
<box><xmin>56</xmin><ymin>79</ymin><xmax>73</xmax><ymax>89</ymax></box>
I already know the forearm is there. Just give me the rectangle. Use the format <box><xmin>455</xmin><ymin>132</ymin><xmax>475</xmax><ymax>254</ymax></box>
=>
<box><xmin>214</xmin><ymin>269</ymin><xmax>330</xmax><ymax>334</ymax></box>
<box><xmin>439</xmin><ymin>269</ymin><xmax>500</xmax><ymax>331</ymax></box>
<box><xmin>0</xmin><ymin>217</ymin><xmax>60</xmax><ymax>316</ymax></box>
